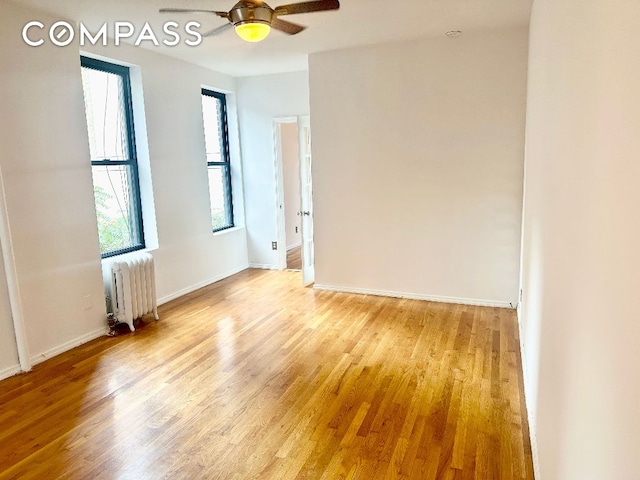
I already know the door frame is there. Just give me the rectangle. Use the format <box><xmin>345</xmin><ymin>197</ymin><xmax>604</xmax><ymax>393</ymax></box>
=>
<box><xmin>273</xmin><ymin>116</ymin><xmax>299</xmax><ymax>271</ymax></box>
<box><xmin>0</xmin><ymin>164</ymin><xmax>30</xmax><ymax>372</ymax></box>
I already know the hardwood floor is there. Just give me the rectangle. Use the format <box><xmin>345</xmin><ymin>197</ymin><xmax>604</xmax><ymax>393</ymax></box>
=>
<box><xmin>287</xmin><ymin>246</ymin><xmax>302</xmax><ymax>270</ymax></box>
<box><xmin>0</xmin><ymin>269</ymin><xmax>534</xmax><ymax>479</ymax></box>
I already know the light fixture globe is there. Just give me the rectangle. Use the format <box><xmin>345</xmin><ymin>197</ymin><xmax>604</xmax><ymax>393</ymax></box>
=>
<box><xmin>234</xmin><ymin>21</ymin><xmax>271</xmax><ymax>42</ymax></box>
<box><xmin>229</xmin><ymin>3</ymin><xmax>273</xmax><ymax>42</ymax></box>
<box><xmin>159</xmin><ymin>0</ymin><xmax>340</xmax><ymax>43</ymax></box>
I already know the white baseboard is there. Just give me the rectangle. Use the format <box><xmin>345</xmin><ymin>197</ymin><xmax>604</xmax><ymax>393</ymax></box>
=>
<box><xmin>0</xmin><ymin>364</ymin><xmax>21</xmax><ymax>381</ymax></box>
<box><xmin>248</xmin><ymin>263</ymin><xmax>279</xmax><ymax>270</ymax></box>
<box><xmin>516</xmin><ymin>307</ymin><xmax>540</xmax><ymax>480</ymax></box>
<box><xmin>286</xmin><ymin>242</ymin><xmax>302</xmax><ymax>251</ymax></box>
<box><xmin>157</xmin><ymin>264</ymin><xmax>249</xmax><ymax>305</ymax></box>
<box><xmin>15</xmin><ymin>265</ymin><xmax>251</xmax><ymax>374</ymax></box>
<box><xmin>313</xmin><ymin>284</ymin><xmax>515</xmax><ymax>309</ymax></box>
<box><xmin>30</xmin><ymin>327</ymin><xmax>108</xmax><ymax>366</ymax></box>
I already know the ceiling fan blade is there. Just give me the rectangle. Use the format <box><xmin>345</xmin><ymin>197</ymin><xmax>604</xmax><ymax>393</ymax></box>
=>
<box><xmin>203</xmin><ymin>22</ymin><xmax>233</xmax><ymax>37</ymax></box>
<box><xmin>271</xmin><ymin>17</ymin><xmax>306</xmax><ymax>35</ymax></box>
<box><xmin>274</xmin><ymin>0</ymin><xmax>339</xmax><ymax>16</ymax></box>
<box><xmin>159</xmin><ymin>8</ymin><xmax>229</xmax><ymax>18</ymax></box>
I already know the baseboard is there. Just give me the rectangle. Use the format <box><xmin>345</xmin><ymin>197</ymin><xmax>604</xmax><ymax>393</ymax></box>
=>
<box><xmin>248</xmin><ymin>263</ymin><xmax>279</xmax><ymax>270</ymax></box>
<box><xmin>528</xmin><ymin>397</ymin><xmax>540</xmax><ymax>480</ymax></box>
<box><xmin>157</xmin><ymin>264</ymin><xmax>249</xmax><ymax>305</ymax></box>
<box><xmin>286</xmin><ymin>242</ymin><xmax>302</xmax><ymax>251</ymax></box>
<box><xmin>30</xmin><ymin>327</ymin><xmax>108</xmax><ymax>366</ymax></box>
<box><xmin>21</xmin><ymin>265</ymin><xmax>251</xmax><ymax>371</ymax></box>
<box><xmin>313</xmin><ymin>284</ymin><xmax>515</xmax><ymax>309</ymax></box>
<box><xmin>0</xmin><ymin>364</ymin><xmax>21</xmax><ymax>381</ymax></box>
<box><xmin>516</xmin><ymin>307</ymin><xmax>541</xmax><ymax>480</ymax></box>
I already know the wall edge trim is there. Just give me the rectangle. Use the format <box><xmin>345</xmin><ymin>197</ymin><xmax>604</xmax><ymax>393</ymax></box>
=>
<box><xmin>0</xmin><ymin>364</ymin><xmax>21</xmax><ymax>381</ymax></box>
<box><xmin>30</xmin><ymin>327</ymin><xmax>107</xmax><ymax>366</ymax></box>
<box><xmin>516</xmin><ymin>307</ymin><xmax>541</xmax><ymax>479</ymax></box>
<box><xmin>248</xmin><ymin>263</ymin><xmax>279</xmax><ymax>270</ymax></box>
<box><xmin>157</xmin><ymin>264</ymin><xmax>249</xmax><ymax>306</ymax></box>
<box><xmin>313</xmin><ymin>284</ymin><xmax>515</xmax><ymax>309</ymax></box>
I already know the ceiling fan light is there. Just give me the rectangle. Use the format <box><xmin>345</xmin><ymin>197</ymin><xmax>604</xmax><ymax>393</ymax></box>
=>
<box><xmin>235</xmin><ymin>21</ymin><xmax>271</xmax><ymax>42</ymax></box>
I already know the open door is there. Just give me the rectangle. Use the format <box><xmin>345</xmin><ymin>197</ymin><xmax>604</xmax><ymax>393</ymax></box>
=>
<box><xmin>298</xmin><ymin>116</ymin><xmax>315</xmax><ymax>286</ymax></box>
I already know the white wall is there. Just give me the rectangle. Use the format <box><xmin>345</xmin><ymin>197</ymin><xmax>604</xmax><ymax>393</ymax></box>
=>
<box><xmin>0</xmin><ymin>2</ymin><xmax>249</xmax><ymax>367</ymax></box>
<box><xmin>0</xmin><ymin>3</ymin><xmax>108</xmax><ymax>363</ymax></box>
<box><xmin>237</xmin><ymin>72</ymin><xmax>309</xmax><ymax>268</ymax></box>
<box><xmin>309</xmin><ymin>29</ymin><xmax>528</xmax><ymax>305</ymax></box>
<box><xmin>281</xmin><ymin>123</ymin><xmax>301</xmax><ymax>250</ymax></box>
<box><xmin>83</xmin><ymin>42</ymin><xmax>249</xmax><ymax>303</ymax></box>
<box><xmin>520</xmin><ymin>0</ymin><xmax>640</xmax><ymax>478</ymax></box>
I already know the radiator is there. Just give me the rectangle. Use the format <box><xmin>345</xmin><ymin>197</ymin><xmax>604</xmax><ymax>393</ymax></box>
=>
<box><xmin>105</xmin><ymin>252</ymin><xmax>159</xmax><ymax>332</ymax></box>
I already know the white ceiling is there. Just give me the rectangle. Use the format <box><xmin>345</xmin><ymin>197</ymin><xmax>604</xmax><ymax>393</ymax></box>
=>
<box><xmin>10</xmin><ymin>0</ymin><xmax>533</xmax><ymax>77</ymax></box>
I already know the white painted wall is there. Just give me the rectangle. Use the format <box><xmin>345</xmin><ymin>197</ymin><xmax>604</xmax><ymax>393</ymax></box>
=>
<box><xmin>0</xmin><ymin>3</ymin><xmax>108</xmax><ymax>363</ymax></box>
<box><xmin>281</xmin><ymin>123</ymin><xmax>301</xmax><ymax>250</ymax></box>
<box><xmin>237</xmin><ymin>72</ymin><xmax>309</xmax><ymax>268</ymax></box>
<box><xmin>309</xmin><ymin>29</ymin><xmax>528</xmax><ymax>305</ymax></box>
<box><xmin>520</xmin><ymin>1</ymin><xmax>640</xmax><ymax>478</ymax></box>
<box><xmin>0</xmin><ymin>2</ymin><xmax>248</xmax><ymax>367</ymax></box>
<box><xmin>83</xmin><ymin>41</ymin><xmax>249</xmax><ymax>303</ymax></box>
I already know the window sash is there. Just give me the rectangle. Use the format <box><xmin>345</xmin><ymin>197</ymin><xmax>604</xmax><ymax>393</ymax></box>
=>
<box><xmin>207</xmin><ymin>162</ymin><xmax>233</xmax><ymax>231</ymax></box>
<box><xmin>91</xmin><ymin>164</ymin><xmax>145</xmax><ymax>257</ymax></box>
<box><xmin>81</xmin><ymin>56</ymin><xmax>145</xmax><ymax>258</ymax></box>
<box><xmin>202</xmin><ymin>89</ymin><xmax>234</xmax><ymax>232</ymax></box>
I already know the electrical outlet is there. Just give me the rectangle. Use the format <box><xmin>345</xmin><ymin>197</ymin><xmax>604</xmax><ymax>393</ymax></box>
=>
<box><xmin>272</xmin><ymin>241</ymin><xmax>277</xmax><ymax>250</ymax></box>
<box><xmin>295</xmin><ymin>226</ymin><xmax>298</xmax><ymax>233</ymax></box>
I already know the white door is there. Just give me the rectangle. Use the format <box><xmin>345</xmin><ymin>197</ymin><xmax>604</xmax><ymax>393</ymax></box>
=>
<box><xmin>298</xmin><ymin>116</ymin><xmax>315</xmax><ymax>285</ymax></box>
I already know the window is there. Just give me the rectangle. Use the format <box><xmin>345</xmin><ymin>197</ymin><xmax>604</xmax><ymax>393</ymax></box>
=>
<box><xmin>201</xmin><ymin>89</ymin><xmax>234</xmax><ymax>232</ymax></box>
<box><xmin>81</xmin><ymin>57</ymin><xmax>145</xmax><ymax>258</ymax></box>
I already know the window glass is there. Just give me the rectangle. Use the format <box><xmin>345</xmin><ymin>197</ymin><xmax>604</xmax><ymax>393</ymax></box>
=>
<box><xmin>81</xmin><ymin>57</ymin><xmax>145</xmax><ymax>257</ymax></box>
<box><xmin>202</xmin><ymin>89</ymin><xmax>234</xmax><ymax>232</ymax></box>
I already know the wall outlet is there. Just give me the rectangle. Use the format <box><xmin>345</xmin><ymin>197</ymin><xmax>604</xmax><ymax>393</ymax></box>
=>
<box><xmin>272</xmin><ymin>241</ymin><xmax>277</xmax><ymax>250</ymax></box>
<box><xmin>295</xmin><ymin>226</ymin><xmax>298</xmax><ymax>233</ymax></box>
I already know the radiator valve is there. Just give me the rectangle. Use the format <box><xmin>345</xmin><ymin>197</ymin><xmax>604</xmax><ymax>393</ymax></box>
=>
<box><xmin>107</xmin><ymin>313</ymin><xmax>119</xmax><ymax>337</ymax></box>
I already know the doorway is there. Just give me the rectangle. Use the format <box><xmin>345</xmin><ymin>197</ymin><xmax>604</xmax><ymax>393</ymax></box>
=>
<box><xmin>273</xmin><ymin>116</ymin><xmax>314</xmax><ymax>284</ymax></box>
<box><xmin>280</xmin><ymin>121</ymin><xmax>302</xmax><ymax>270</ymax></box>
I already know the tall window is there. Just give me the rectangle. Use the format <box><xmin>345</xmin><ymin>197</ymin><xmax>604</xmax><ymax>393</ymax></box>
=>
<box><xmin>81</xmin><ymin>57</ymin><xmax>145</xmax><ymax>258</ymax></box>
<box><xmin>202</xmin><ymin>89</ymin><xmax>234</xmax><ymax>232</ymax></box>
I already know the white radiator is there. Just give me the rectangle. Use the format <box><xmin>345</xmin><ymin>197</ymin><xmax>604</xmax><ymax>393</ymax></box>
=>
<box><xmin>104</xmin><ymin>252</ymin><xmax>159</xmax><ymax>332</ymax></box>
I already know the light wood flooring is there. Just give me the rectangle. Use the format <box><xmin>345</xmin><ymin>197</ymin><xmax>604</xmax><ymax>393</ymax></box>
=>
<box><xmin>0</xmin><ymin>269</ymin><xmax>534</xmax><ymax>479</ymax></box>
<box><xmin>287</xmin><ymin>246</ymin><xmax>302</xmax><ymax>271</ymax></box>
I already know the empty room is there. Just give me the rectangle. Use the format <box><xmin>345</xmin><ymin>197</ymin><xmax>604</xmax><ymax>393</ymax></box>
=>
<box><xmin>1</xmin><ymin>0</ymin><xmax>639</xmax><ymax>479</ymax></box>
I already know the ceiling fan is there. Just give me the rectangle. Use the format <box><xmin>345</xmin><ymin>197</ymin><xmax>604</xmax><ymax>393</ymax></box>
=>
<box><xmin>160</xmin><ymin>0</ymin><xmax>340</xmax><ymax>43</ymax></box>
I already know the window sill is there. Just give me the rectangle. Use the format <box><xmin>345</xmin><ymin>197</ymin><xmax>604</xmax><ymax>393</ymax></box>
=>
<box><xmin>213</xmin><ymin>226</ymin><xmax>245</xmax><ymax>237</ymax></box>
<box><xmin>100</xmin><ymin>227</ymin><xmax>245</xmax><ymax>264</ymax></box>
<box><xmin>100</xmin><ymin>247</ymin><xmax>157</xmax><ymax>264</ymax></box>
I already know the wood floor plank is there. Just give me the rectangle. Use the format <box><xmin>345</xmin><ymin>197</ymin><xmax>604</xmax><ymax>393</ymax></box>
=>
<box><xmin>0</xmin><ymin>269</ymin><xmax>534</xmax><ymax>479</ymax></box>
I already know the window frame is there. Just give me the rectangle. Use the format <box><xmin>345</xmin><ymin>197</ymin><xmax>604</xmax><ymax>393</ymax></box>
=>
<box><xmin>202</xmin><ymin>88</ymin><xmax>234</xmax><ymax>232</ymax></box>
<box><xmin>81</xmin><ymin>56</ymin><xmax>145</xmax><ymax>258</ymax></box>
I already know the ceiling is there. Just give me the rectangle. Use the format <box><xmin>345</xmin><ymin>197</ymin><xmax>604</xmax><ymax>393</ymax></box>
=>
<box><xmin>10</xmin><ymin>0</ymin><xmax>533</xmax><ymax>77</ymax></box>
